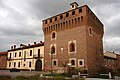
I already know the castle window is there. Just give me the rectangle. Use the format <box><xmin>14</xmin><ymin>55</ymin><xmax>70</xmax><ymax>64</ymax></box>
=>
<box><xmin>66</xmin><ymin>21</ymin><xmax>68</xmax><ymax>28</ymax></box>
<box><xmin>29</xmin><ymin>62</ymin><xmax>31</xmax><ymax>67</ymax></box>
<box><xmin>45</xmin><ymin>20</ymin><xmax>47</xmax><ymax>24</ymax></box>
<box><xmin>81</xmin><ymin>16</ymin><xmax>83</xmax><ymax>21</ymax></box>
<box><xmin>52</xmin><ymin>32</ymin><xmax>56</xmax><ymax>39</ymax></box>
<box><xmin>10</xmin><ymin>53</ymin><xmax>11</xmax><ymax>59</ymax></box>
<box><xmin>72</xmin><ymin>19</ymin><xmax>74</xmax><ymax>27</ymax></box>
<box><xmin>47</xmin><ymin>27</ymin><xmax>48</xmax><ymax>33</ymax></box>
<box><xmin>50</xmin><ymin>18</ymin><xmax>52</xmax><ymax>23</ymax></box>
<box><xmin>52</xmin><ymin>59</ymin><xmax>58</xmax><ymax>66</ymax></box>
<box><xmin>68</xmin><ymin>41</ymin><xmax>76</xmax><ymax>53</ymax></box>
<box><xmin>72</xmin><ymin>5</ymin><xmax>74</xmax><ymax>8</ymax></box>
<box><xmin>66</xmin><ymin>13</ymin><xmax>69</xmax><ymax>17</ymax></box>
<box><xmin>70</xmin><ymin>43</ymin><xmax>75</xmax><ymax>52</ymax></box>
<box><xmin>53</xmin><ymin>61</ymin><xmax>56</xmax><ymax>66</ymax></box>
<box><xmin>78</xmin><ymin>17</ymin><xmax>80</xmax><ymax>25</ymax></box>
<box><xmin>15</xmin><ymin>52</ymin><xmax>17</xmax><ymax>57</ymax></box>
<box><xmin>78</xmin><ymin>59</ymin><xmax>84</xmax><ymax>67</ymax></box>
<box><xmin>60</xmin><ymin>15</ymin><xmax>63</xmax><ymax>19</ymax></box>
<box><xmin>61</xmin><ymin>23</ymin><xmax>62</xmax><ymax>30</ymax></box>
<box><xmin>71</xmin><ymin>60</ymin><xmax>75</xmax><ymax>65</ymax></box>
<box><xmin>51</xmin><ymin>46</ymin><xmax>55</xmax><ymax>54</ymax></box>
<box><xmin>89</xmin><ymin>27</ymin><xmax>92</xmax><ymax>35</ymax></box>
<box><xmin>14</xmin><ymin>62</ymin><xmax>16</xmax><ymax>67</ymax></box>
<box><xmin>30</xmin><ymin>50</ymin><xmax>32</xmax><ymax>56</ymax></box>
<box><xmin>18</xmin><ymin>62</ymin><xmax>20</xmax><ymax>67</ymax></box>
<box><xmin>63</xmin><ymin>22</ymin><xmax>65</xmax><ymax>28</ymax></box>
<box><xmin>58</xmin><ymin>23</ymin><xmax>60</xmax><ymax>30</ymax></box>
<box><xmin>79</xmin><ymin>8</ymin><xmax>82</xmax><ymax>13</ymax></box>
<box><xmin>55</xmin><ymin>17</ymin><xmax>57</xmax><ymax>21</ymax></box>
<box><xmin>9</xmin><ymin>62</ymin><xmax>11</xmax><ymax>67</ymax></box>
<box><xmin>69</xmin><ymin>20</ymin><xmax>71</xmax><ymax>27</ymax></box>
<box><xmin>72</xmin><ymin>11</ymin><xmax>75</xmax><ymax>15</ymax></box>
<box><xmin>19</xmin><ymin>52</ymin><xmax>21</xmax><ymax>57</ymax></box>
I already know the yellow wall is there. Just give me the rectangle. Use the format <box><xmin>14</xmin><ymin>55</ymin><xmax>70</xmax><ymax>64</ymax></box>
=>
<box><xmin>7</xmin><ymin>46</ymin><xmax>44</xmax><ymax>70</ymax></box>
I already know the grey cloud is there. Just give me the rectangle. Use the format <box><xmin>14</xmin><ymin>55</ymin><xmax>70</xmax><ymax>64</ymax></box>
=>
<box><xmin>0</xmin><ymin>0</ymin><xmax>120</xmax><ymax>53</ymax></box>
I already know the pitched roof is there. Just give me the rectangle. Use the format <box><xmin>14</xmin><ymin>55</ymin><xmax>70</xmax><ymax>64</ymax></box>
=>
<box><xmin>8</xmin><ymin>42</ymin><xmax>44</xmax><ymax>52</ymax></box>
<box><xmin>0</xmin><ymin>52</ymin><xmax>8</xmax><ymax>55</ymax></box>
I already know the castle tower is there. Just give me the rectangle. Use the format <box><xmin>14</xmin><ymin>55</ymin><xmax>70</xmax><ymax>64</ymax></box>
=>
<box><xmin>42</xmin><ymin>1</ymin><xmax>104</xmax><ymax>76</ymax></box>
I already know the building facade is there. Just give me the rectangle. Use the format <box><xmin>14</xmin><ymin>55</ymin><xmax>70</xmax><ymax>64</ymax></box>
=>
<box><xmin>103</xmin><ymin>51</ymin><xmax>120</xmax><ymax>74</ymax></box>
<box><xmin>0</xmin><ymin>52</ymin><xmax>8</xmax><ymax>69</ymax></box>
<box><xmin>42</xmin><ymin>2</ymin><xmax>104</xmax><ymax>76</ymax></box>
<box><xmin>7</xmin><ymin>42</ymin><xmax>44</xmax><ymax>71</ymax></box>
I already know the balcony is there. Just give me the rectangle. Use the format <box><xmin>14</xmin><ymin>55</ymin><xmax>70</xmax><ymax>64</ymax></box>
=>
<box><xmin>33</xmin><ymin>54</ymin><xmax>43</xmax><ymax>58</ymax></box>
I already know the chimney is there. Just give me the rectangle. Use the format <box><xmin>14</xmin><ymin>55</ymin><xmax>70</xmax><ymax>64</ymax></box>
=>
<box><xmin>14</xmin><ymin>45</ymin><xmax>16</xmax><ymax>49</ymax></box>
<box><xmin>40</xmin><ymin>41</ymin><xmax>42</xmax><ymax>43</ymax></box>
<box><xmin>34</xmin><ymin>42</ymin><xmax>36</xmax><ymax>44</ymax></box>
<box><xmin>11</xmin><ymin>46</ymin><xmax>13</xmax><ymax>50</ymax></box>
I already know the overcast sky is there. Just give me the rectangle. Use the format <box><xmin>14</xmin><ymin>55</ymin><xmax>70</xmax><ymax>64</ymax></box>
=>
<box><xmin>0</xmin><ymin>0</ymin><xmax>120</xmax><ymax>53</ymax></box>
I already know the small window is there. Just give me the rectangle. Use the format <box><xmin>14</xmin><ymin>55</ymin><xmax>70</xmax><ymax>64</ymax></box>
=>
<box><xmin>19</xmin><ymin>52</ymin><xmax>21</xmax><ymax>57</ymax></box>
<box><xmin>52</xmin><ymin>32</ymin><xmax>56</xmax><ymax>39</ymax></box>
<box><xmin>53</xmin><ymin>61</ymin><xmax>56</xmax><ymax>66</ymax></box>
<box><xmin>23</xmin><ymin>64</ymin><xmax>25</xmax><ymax>66</ymax></box>
<box><xmin>30</xmin><ymin>50</ymin><xmax>32</xmax><ymax>56</ymax></box>
<box><xmin>81</xmin><ymin>16</ymin><xmax>83</xmax><ymax>20</ymax></box>
<box><xmin>18</xmin><ymin>62</ymin><xmax>20</xmax><ymax>67</ymax></box>
<box><xmin>72</xmin><ymin>5</ymin><xmax>74</xmax><ymax>8</ymax></box>
<box><xmin>51</xmin><ymin>46</ymin><xmax>55</xmax><ymax>54</ymax></box>
<box><xmin>45</xmin><ymin>20</ymin><xmax>47</xmax><ymax>24</ymax></box>
<box><xmin>70</xmin><ymin>43</ymin><xmax>75</xmax><ymax>52</ymax></box>
<box><xmin>60</xmin><ymin>15</ymin><xmax>63</xmax><ymax>19</ymax></box>
<box><xmin>14</xmin><ymin>62</ymin><xmax>16</xmax><ymax>67</ymax></box>
<box><xmin>15</xmin><ymin>52</ymin><xmax>17</xmax><ymax>57</ymax></box>
<box><xmin>55</xmin><ymin>17</ymin><xmax>57</xmax><ymax>21</ymax></box>
<box><xmin>89</xmin><ymin>27</ymin><xmax>92</xmax><ymax>35</ymax></box>
<box><xmin>71</xmin><ymin>60</ymin><xmax>75</xmax><ymax>65</ymax></box>
<box><xmin>66</xmin><ymin>13</ymin><xmax>69</xmax><ymax>17</ymax></box>
<box><xmin>50</xmin><ymin>18</ymin><xmax>52</xmax><ymax>23</ymax></box>
<box><xmin>79</xmin><ymin>61</ymin><xmax>83</xmax><ymax>65</ymax></box>
<box><xmin>38</xmin><ymin>49</ymin><xmax>40</xmax><ymax>58</ymax></box>
<box><xmin>78</xmin><ymin>59</ymin><xmax>84</xmax><ymax>67</ymax></box>
<box><xmin>9</xmin><ymin>62</ymin><xmax>11</xmax><ymax>67</ymax></box>
<box><xmin>29</xmin><ymin>62</ymin><xmax>31</xmax><ymax>67</ymax></box>
<box><xmin>79</xmin><ymin>8</ymin><xmax>82</xmax><ymax>13</ymax></box>
<box><xmin>72</xmin><ymin>11</ymin><xmax>75</xmax><ymax>15</ymax></box>
<box><xmin>10</xmin><ymin>53</ymin><xmax>11</xmax><ymax>59</ymax></box>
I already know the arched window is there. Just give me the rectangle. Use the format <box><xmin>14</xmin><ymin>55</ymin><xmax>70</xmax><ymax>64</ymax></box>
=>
<box><xmin>66</xmin><ymin>13</ymin><xmax>69</xmax><ymax>17</ymax></box>
<box><xmin>60</xmin><ymin>15</ymin><xmax>63</xmax><ymax>19</ymax></box>
<box><xmin>72</xmin><ymin>11</ymin><xmax>75</xmax><ymax>15</ymax></box>
<box><xmin>70</xmin><ymin>42</ymin><xmax>75</xmax><ymax>52</ymax></box>
<box><xmin>51</xmin><ymin>46</ymin><xmax>55</xmax><ymax>54</ymax></box>
<box><xmin>52</xmin><ymin>32</ymin><xmax>56</xmax><ymax>39</ymax></box>
<box><xmin>71</xmin><ymin>60</ymin><xmax>75</xmax><ymax>65</ymax></box>
<box><xmin>89</xmin><ymin>27</ymin><xmax>92</xmax><ymax>35</ymax></box>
